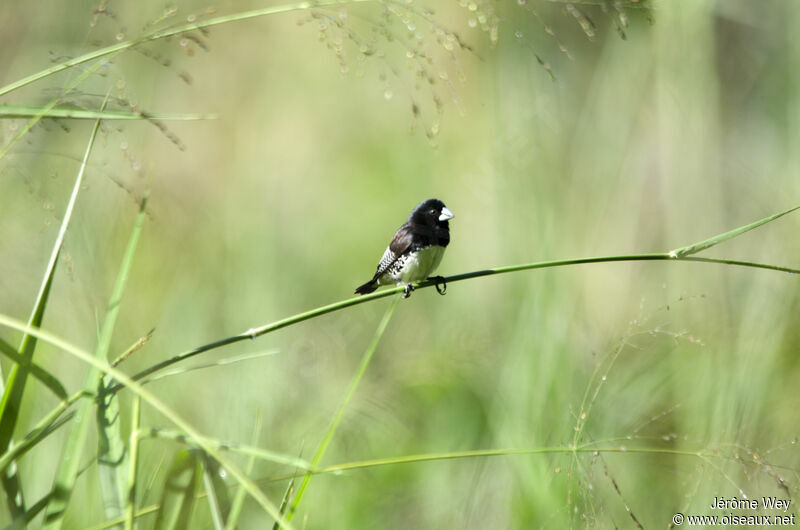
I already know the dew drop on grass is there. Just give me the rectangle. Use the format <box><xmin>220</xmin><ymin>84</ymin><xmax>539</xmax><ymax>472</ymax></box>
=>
<box><xmin>187</xmin><ymin>14</ymin><xmax>196</xmax><ymax>22</ymax></box>
<box><xmin>468</xmin><ymin>18</ymin><xmax>477</xmax><ymax>28</ymax></box>
<box><xmin>601</xmin><ymin>375</ymin><xmax>607</xmax><ymax>381</ymax></box>
<box><xmin>620</xmin><ymin>446</ymin><xmax>627</xmax><ymax>452</ymax></box>
<box><xmin>515</xmin><ymin>30</ymin><xmax>523</xmax><ymax>39</ymax></box>
<box><xmin>468</xmin><ymin>2</ymin><xmax>477</xmax><ymax>11</ymax></box>
<box><xmin>383</xmin><ymin>89</ymin><xmax>393</xmax><ymax>100</ymax></box>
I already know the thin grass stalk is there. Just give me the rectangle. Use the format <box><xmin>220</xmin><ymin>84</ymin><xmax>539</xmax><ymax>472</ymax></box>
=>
<box><xmin>124</xmin><ymin>396</ymin><xmax>141</xmax><ymax>530</ymax></box>
<box><xmin>0</xmin><ymin>104</ymin><xmax>216</xmax><ymax>121</ymax></box>
<box><xmin>43</xmin><ymin>191</ymin><xmax>148</xmax><ymax>529</ymax></box>
<box><xmin>115</xmin><ymin>251</ymin><xmax>800</xmax><ymax>393</ymax></box>
<box><xmin>0</xmin><ymin>391</ymin><xmax>84</xmax><ymax>475</ymax></box>
<box><xmin>284</xmin><ymin>294</ymin><xmax>401</xmax><ymax>524</ymax></box>
<box><xmin>83</xmin><ymin>441</ymin><xmax>737</xmax><ymax>530</ymax></box>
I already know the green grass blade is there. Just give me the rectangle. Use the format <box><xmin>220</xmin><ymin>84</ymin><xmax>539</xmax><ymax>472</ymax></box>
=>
<box><xmin>0</xmin><ymin>316</ymin><xmax>294</xmax><ymax>530</ymax></box>
<box><xmin>0</xmin><ymin>0</ymin><xmax>373</xmax><ymax>98</ymax></box>
<box><xmin>0</xmin><ymin>392</ymin><xmax>81</xmax><ymax>475</ymax></box>
<box><xmin>0</xmin><ymin>103</ymin><xmax>216</xmax><ymax>121</ymax></box>
<box><xmin>139</xmin><ymin>429</ymin><xmax>311</xmax><ymax>470</ymax></box>
<box><xmin>124</xmin><ymin>396</ymin><xmax>141</xmax><ymax>530</ymax></box>
<box><xmin>139</xmin><ymin>350</ymin><xmax>278</xmax><ymax>385</ymax></box>
<box><xmin>272</xmin><ymin>476</ymin><xmax>296</xmax><ymax>530</ymax></box>
<box><xmin>670</xmin><ymin>204</ymin><xmax>800</xmax><ymax>258</ymax></box>
<box><xmin>42</xmin><ymin>190</ymin><xmax>148</xmax><ymax>529</ymax></box>
<box><xmin>199</xmin><ymin>453</ymin><xmax>231</xmax><ymax>530</ymax></box>
<box><xmin>0</xmin><ymin>255</ymin><xmax>54</xmax><ymax>516</ymax></box>
<box><xmin>314</xmin><ymin>445</ymin><xmax>715</xmax><ymax>474</ymax></box>
<box><xmin>271</xmin><ymin>445</ymin><xmax>303</xmax><ymax>530</ymax></box>
<box><xmin>0</xmin><ymin>335</ymin><xmax>67</xmax><ymax>400</ymax></box>
<box><xmin>154</xmin><ymin>450</ymin><xmax>200</xmax><ymax>530</ymax></box>
<box><xmin>111</xmin><ymin>328</ymin><xmax>154</xmax><ymax>368</ymax></box>
<box><xmin>285</xmin><ymin>295</ymin><xmax>401</xmax><ymax>524</ymax></box>
<box><xmin>0</xmin><ymin>94</ymin><xmax>105</xmax><ymax>518</ymax></box>
<box><xmin>96</xmin><ymin>194</ymin><xmax>150</xmax><ymax>523</ymax></box>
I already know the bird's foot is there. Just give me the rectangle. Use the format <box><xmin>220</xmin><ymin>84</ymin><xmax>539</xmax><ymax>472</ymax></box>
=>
<box><xmin>402</xmin><ymin>284</ymin><xmax>415</xmax><ymax>299</ymax></box>
<box><xmin>430</xmin><ymin>276</ymin><xmax>447</xmax><ymax>295</ymax></box>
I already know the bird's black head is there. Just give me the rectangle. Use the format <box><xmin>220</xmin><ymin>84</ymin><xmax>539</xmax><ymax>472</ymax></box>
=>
<box><xmin>408</xmin><ymin>198</ymin><xmax>454</xmax><ymax>228</ymax></box>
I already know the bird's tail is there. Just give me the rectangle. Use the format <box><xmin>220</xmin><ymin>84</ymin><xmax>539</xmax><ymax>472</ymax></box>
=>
<box><xmin>354</xmin><ymin>280</ymin><xmax>378</xmax><ymax>295</ymax></box>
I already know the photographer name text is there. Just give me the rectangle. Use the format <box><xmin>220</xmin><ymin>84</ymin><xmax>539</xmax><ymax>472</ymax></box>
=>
<box><xmin>711</xmin><ymin>496</ymin><xmax>791</xmax><ymax>512</ymax></box>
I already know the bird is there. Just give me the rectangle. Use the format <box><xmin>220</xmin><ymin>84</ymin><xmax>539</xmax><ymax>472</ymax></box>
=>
<box><xmin>355</xmin><ymin>198</ymin><xmax>454</xmax><ymax>298</ymax></box>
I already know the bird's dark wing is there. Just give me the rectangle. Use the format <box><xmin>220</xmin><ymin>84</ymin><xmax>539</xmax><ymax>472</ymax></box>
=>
<box><xmin>354</xmin><ymin>223</ymin><xmax>415</xmax><ymax>295</ymax></box>
<box><xmin>371</xmin><ymin>223</ymin><xmax>413</xmax><ymax>281</ymax></box>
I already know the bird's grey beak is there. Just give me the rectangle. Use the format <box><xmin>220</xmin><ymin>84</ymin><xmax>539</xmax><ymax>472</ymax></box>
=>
<box><xmin>439</xmin><ymin>207</ymin><xmax>454</xmax><ymax>221</ymax></box>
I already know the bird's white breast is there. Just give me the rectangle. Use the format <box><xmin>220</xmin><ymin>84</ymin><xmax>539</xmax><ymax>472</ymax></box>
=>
<box><xmin>379</xmin><ymin>245</ymin><xmax>445</xmax><ymax>285</ymax></box>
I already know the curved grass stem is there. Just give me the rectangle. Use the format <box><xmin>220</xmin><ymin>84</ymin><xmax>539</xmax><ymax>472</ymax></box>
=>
<box><xmin>113</xmin><ymin>252</ymin><xmax>800</xmax><ymax>392</ymax></box>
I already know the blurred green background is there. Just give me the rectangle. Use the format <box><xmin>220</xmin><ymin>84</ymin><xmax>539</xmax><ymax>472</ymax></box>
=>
<box><xmin>1</xmin><ymin>0</ymin><xmax>800</xmax><ymax>528</ymax></box>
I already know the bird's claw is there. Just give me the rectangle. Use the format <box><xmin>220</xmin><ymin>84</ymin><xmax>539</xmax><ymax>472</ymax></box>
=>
<box><xmin>402</xmin><ymin>284</ymin><xmax>415</xmax><ymax>298</ymax></box>
<box><xmin>430</xmin><ymin>276</ymin><xmax>447</xmax><ymax>295</ymax></box>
